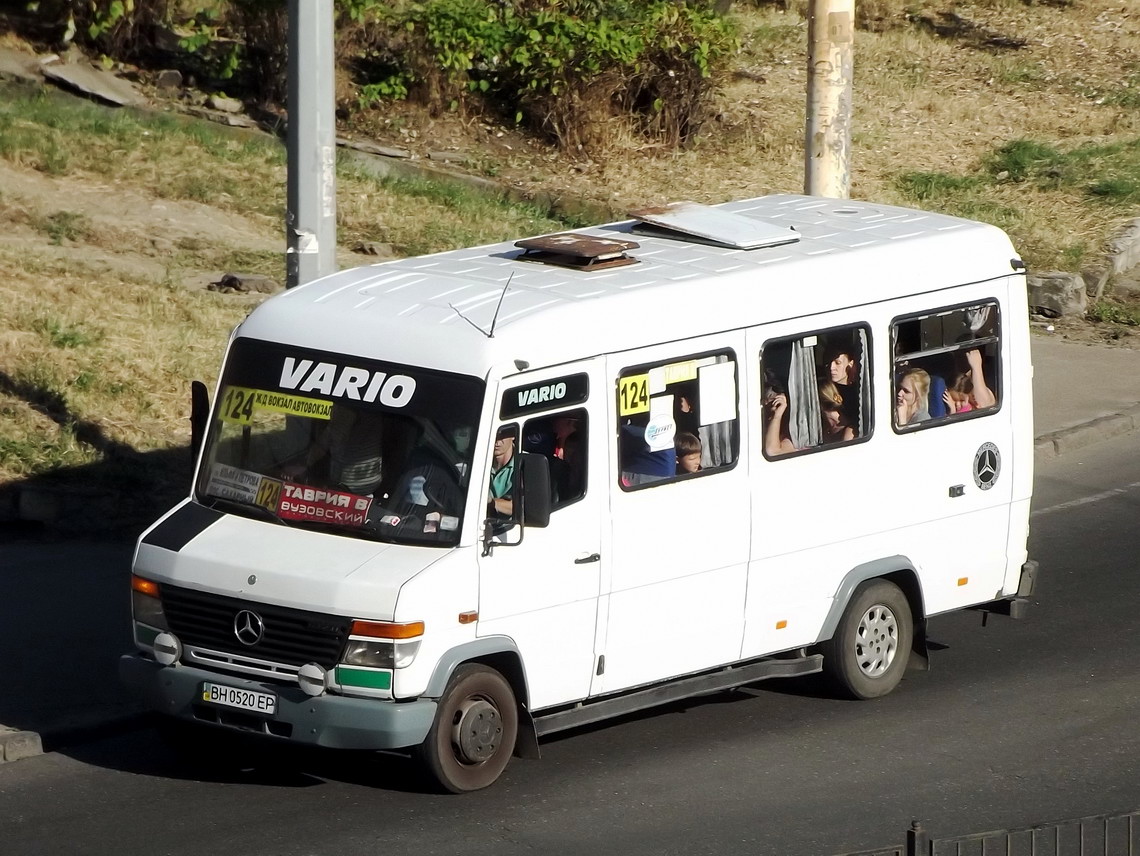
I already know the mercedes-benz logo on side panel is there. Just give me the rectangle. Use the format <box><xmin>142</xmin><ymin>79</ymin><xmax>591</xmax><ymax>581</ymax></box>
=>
<box><xmin>233</xmin><ymin>610</ymin><xmax>265</xmax><ymax>646</ymax></box>
<box><xmin>973</xmin><ymin>442</ymin><xmax>1001</xmax><ymax>490</ymax></box>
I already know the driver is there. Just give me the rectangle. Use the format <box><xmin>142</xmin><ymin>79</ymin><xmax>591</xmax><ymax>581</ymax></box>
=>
<box><xmin>488</xmin><ymin>426</ymin><xmax>515</xmax><ymax>517</ymax></box>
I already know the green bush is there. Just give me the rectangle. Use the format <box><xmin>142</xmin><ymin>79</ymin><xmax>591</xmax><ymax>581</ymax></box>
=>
<box><xmin>34</xmin><ymin>1</ymin><xmax>737</xmax><ymax>154</ymax></box>
<box><xmin>346</xmin><ymin>0</ymin><xmax>738</xmax><ymax>153</ymax></box>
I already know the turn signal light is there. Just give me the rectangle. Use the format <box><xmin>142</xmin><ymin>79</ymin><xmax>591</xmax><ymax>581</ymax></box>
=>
<box><xmin>132</xmin><ymin>575</ymin><xmax>160</xmax><ymax>596</ymax></box>
<box><xmin>350</xmin><ymin>619</ymin><xmax>425</xmax><ymax>639</ymax></box>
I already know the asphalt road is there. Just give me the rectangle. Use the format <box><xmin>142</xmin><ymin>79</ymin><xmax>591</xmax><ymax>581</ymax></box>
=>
<box><xmin>2</xmin><ymin>431</ymin><xmax>1139</xmax><ymax>856</ymax></box>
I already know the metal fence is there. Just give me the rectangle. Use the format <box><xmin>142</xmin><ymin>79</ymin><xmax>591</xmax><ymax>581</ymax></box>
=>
<box><xmin>841</xmin><ymin>810</ymin><xmax>1140</xmax><ymax>856</ymax></box>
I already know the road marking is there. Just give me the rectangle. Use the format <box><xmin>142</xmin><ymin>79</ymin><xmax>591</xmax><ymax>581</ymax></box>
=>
<box><xmin>1032</xmin><ymin>481</ymin><xmax>1140</xmax><ymax>517</ymax></box>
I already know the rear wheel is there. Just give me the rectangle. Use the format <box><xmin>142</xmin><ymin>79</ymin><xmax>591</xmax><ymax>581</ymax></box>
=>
<box><xmin>418</xmin><ymin>664</ymin><xmax>518</xmax><ymax>793</ymax></box>
<box><xmin>823</xmin><ymin>579</ymin><xmax>913</xmax><ymax>700</ymax></box>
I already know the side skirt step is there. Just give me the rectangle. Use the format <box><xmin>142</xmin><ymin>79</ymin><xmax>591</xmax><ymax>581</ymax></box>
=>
<box><xmin>533</xmin><ymin>654</ymin><xmax>823</xmax><ymax>738</ymax></box>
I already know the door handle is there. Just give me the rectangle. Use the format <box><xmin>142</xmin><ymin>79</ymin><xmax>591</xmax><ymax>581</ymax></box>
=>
<box><xmin>574</xmin><ymin>553</ymin><xmax>601</xmax><ymax>564</ymax></box>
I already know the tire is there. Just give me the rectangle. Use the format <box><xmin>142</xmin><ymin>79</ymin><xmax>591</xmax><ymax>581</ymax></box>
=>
<box><xmin>822</xmin><ymin>579</ymin><xmax>913</xmax><ymax>700</ymax></box>
<box><xmin>417</xmin><ymin>664</ymin><xmax>519</xmax><ymax>793</ymax></box>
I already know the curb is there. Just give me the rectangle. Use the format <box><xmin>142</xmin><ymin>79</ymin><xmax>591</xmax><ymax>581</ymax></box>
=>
<box><xmin>0</xmin><ymin>727</ymin><xmax>42</xmax><ymax>764</ymax></box>
<box><xmin>0</xmin><ymin>711</ymin><xmax>149</xmax><ymax>766</ymax></box>
<box><xmin>1034</xmin><ymin>403</ymin><xmax>1140</xmax><ymax>464</ymax></box>
<box><xmin>1</xmin><ymin>408</ymin><xmax>1137</xmax><ymax>767</ymax></box>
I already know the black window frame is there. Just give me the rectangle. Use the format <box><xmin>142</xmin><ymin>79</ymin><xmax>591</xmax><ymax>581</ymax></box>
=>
<box><xmin>615</xmin><ymin>348</ymin><xmax>740</xmax><ymax>492</ymax></box>
<box><xmin>760</xmin><ymin>322</ymin><xmax>875</xmax><ymax>462</ymax></box>
<box><xmin>889</xmin><ymin>298</ymin><xmax>1003</xmax><ymax>434</ymax></box>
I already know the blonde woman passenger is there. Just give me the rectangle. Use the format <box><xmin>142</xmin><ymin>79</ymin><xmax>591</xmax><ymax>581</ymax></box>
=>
<box><xmin>819</xmin><ymin>381</ymin><xmax>855</xmax><ymax>443</ymax></box>
<box><xmin>896</xmin><ymin>368</ymin><xmax>931</xmax><ymax>426</ymax></box>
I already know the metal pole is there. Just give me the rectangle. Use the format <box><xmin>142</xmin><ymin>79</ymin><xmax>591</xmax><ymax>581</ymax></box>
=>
<box><xmin>804</xmin><ymin>0</ymin><xmax>854</xmax><ymax>198</ymax></box>
<box><xmin>286</xmin><ymin>0</ymin><xmax>337</xmax><ymax>289</ymax></box>
<box><xmin>906</xmin><ymin>820</ymin><xmax>929</xmax><ymax>856</ymax></box>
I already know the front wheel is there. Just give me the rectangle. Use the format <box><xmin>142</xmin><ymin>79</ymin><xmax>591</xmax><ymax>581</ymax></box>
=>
<box><xmin>417</xmin><ymin>664</ymin><xmax>518</xmax><ymax>793</ymax></box>
<box><xmin>822</xmin><ymin>579</ymin><xmax>913</xmax><ymax>700</ymax></box>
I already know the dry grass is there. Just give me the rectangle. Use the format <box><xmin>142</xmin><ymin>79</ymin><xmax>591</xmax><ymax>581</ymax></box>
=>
<box><xmin>0</xmin><ymin>246</ymin><xmax>250</xmax><ymax>471</ymax></box>
<box><xmin>0</xmin><ymin>83</ymin><xmax>570</xmax><ymax>522</ymax></box>
<box><xmin>408</xmin><ymin>0</ymin><xmax>1139</xmax><ymax>272</ymax></box>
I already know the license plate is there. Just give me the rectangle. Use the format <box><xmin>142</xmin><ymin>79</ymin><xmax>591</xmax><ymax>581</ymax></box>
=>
<box><xmin>201</xmin><ymin>682</ymin><xmax>277</xmax><ymax>715</ymax></box>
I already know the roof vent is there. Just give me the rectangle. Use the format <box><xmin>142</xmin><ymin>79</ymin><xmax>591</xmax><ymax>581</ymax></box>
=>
<box><xmin>630</xmin><ymin>201</ymin><xmax>799</xmax><ymax>250</ymax></box>
<box><xmin>515</xmin><ymin>233</ymin><xmax>640</xmax><ymax>271</ymax></box>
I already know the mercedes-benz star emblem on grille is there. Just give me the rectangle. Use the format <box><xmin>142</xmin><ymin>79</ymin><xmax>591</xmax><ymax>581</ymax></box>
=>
<box><xmin>233</xmin><ymin>609</ymin><xmax>265</xmax><ymax>646</ymax></box>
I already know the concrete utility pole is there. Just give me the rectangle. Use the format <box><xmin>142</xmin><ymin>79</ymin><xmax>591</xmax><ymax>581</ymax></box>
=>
<box><xmin>286</xmin><ymin>0</ymin><xmax>337</xmax><ymax>289</ymax></box>
<box><xmin>804</xmin><ymin>0</ymin><xmax>854</xmax><ymax>198</ymax></box>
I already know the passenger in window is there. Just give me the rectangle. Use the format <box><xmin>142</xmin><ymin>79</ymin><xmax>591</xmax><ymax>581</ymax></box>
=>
<box><xmin>896</xmin><ymin>368</ymin><xmax>932</xmax><ymax>426</ymax></box>
<box><xmin>963</xmin><ymin>348</ymin><xmax>996</xmax><ymax>409</ymax></box>
<box><xmin>943</xmin><ymin>376</ymin><xmax>973</xmax><ymax>414</ymax></box>
<box><xmin>675</xmin><ymin>432</ymin><xmax>703</xmax><ymax>474</ymax></box>
<box><xmin>763</xmin><ymin>387</ymin><xmax>797</xmax><ymax>457</ymax></box>
<box><xmin>282</xmin><ymin>405</ymin><xmax>387</xmax><ymax>496</ymax></box>
<box><xmin>551</xmin><ymin>413</ymin><xmax>579</xmax><ymax>460</ymax></box>
<box><xmin>825</xmin><ymin>342</ymin><xmax>861</xmax><ymax>427</ymax></box>
<box><xmin>942</xmin><ymin>349</ymin><xmax>997</xmax><ymax>415</ymax></box>
<box><xmin>488</xmin><ymin>426</ymin><xmax>516</xmax><ymax>516</ymax></box>
<box><xmin>819</xmin><ymin>382</ymin><xmax>856</xmax><ymax>443</ymax></box>
<box><xmin>550</xmin><ymin>429</ymin><xmax>585</xmax><ymax>506</ymax></box>
<box><xmin>619</xmin><ymin>422</ymin><xmax>674</xmax><ymax>486</ymax></box>
<box><xmin>674</xmin><ymin>382</ymin><xmax>700</xmax><ymax>438</ymax></box>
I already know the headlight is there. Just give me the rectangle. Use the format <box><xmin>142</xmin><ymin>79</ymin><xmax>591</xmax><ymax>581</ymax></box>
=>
<box><xmin>342</xmin><ymin>638</ymin><xmax>421</xmax><ymax>669</ymax></box>
<box><xmin>343</xmin><ymin>619</ymin><xmax>425</xmax><ymax>669</ymax></box>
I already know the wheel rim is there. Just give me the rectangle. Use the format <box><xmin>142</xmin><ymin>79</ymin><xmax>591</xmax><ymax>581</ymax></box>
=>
<box><xmin>854</xmin><ymin>603</ymin><xmax>898</xmax><ymax>678</ymax></box>
<box><xmin>450</xmin><ymin>696</ymin><xmax>503</xmax><ymax>765</ymax></box>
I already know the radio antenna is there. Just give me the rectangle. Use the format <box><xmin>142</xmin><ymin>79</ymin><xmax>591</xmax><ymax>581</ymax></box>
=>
<box><xmin>488</xmin><ymin>271</ymin><xmax>514</xmax><ymax>339</ymax></box>
<box><xmin>448</xmin><ymin>271</ymin><xmax>514</xmax><ymax>339</ymax></box>
<box><xmin>449</xmin><ymin>304</ymin><xmax>491</xmax><ymax>338</ymax></box>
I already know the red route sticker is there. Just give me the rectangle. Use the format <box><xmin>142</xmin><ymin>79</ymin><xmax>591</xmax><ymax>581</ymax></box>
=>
<box><xmin>277</xmin><ymin>483</ymin><xmax>372</xmax><ymax>527</ymax></box>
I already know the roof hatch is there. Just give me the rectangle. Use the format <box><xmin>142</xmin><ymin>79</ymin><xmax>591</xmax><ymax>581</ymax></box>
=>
<box><xmin>629</xmin><ymin>201</ymin><xmax>799</xmax><ymax>250</ymax></box>
<box><xmin>515</xmin><ymin>233</ymin><xmax>640</xmax><ymax>271</ymax></box>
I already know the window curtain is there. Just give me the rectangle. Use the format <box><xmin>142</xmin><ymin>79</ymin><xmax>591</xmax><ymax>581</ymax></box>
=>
<box><xmin>788</xmin><ymin>338</ymin><xmax>821</xmax><ymax>448</ymax></box>
<box><xmin>699</xmin><ymin>422</ymin><xmax>733</xmax><ymax>467</ymax></box>
<box><xmin>699</xmin><ymin>355</ymin><xmax>735</xmax><ymax>466</ymax></box>
<box><xmin>857</xmin><ymin>326</ymin><xmax>870</xmax><ymax>436</ymax></box>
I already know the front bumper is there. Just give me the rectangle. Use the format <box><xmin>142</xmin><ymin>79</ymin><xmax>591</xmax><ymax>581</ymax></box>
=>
<box><xmin>119</xmin><ymin>654</ymin><xmax>436</xmax><ymax>751</ymax></box>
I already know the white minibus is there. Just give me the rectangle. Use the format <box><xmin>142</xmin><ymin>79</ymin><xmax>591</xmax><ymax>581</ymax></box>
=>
<box><xmin>121</xmin><ymin>195</ymin><xmax>1038</xmax><ymax>792</ymax></box>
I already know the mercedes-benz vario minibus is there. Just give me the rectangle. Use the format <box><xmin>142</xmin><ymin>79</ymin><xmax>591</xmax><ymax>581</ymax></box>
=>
<box><xmin>120</xmin><ymin>195</ymin><xmax>1037</xmax><ymax>792</ymax></box>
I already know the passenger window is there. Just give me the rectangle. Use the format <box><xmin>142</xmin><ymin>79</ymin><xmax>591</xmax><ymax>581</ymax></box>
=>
<box><xmin>891</xmin><ymin>301</ymin><xmax>1000</xmax><ymax>431</ymax></box>
<box><xmin>761</xmin><ymin>324</ymin><xmax>872</xmax><ymax>458</ymax></box>
<box><xmin>616</xmin><ymin>351</ymin><xmax>739</xmax><ymax>490</ymax></box>
<box><xmin>522</xmin><ymin>408</ymin><xmax>588</xmax><ymax>510</ymax></box>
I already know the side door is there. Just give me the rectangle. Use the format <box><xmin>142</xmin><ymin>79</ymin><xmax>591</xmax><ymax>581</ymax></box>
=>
<box><xmin>596</xmin><ymin>336</ymin><xmax>750</xmax><ymax>693</ymax></box>
<box><xmin>475</xmin><ymin>359</ymin><xmax>606</xmax><ymax>711</ymax></box>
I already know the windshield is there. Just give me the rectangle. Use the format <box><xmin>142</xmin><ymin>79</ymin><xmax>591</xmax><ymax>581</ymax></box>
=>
<box><xmin>195</xmin><ymin>337</ymin><xmax>484</xmax><ymax>546</ymax></box>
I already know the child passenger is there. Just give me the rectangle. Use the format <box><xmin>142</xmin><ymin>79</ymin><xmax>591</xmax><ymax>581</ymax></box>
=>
<box><xmin>943</xmin><ymin>348</ymin><xmax>996</xmax><ymax>414</ymax></box>
<box><xmin>675</xmin><ymin>432</ymin><xmax>702</xmax><ymax>474</ymax></box>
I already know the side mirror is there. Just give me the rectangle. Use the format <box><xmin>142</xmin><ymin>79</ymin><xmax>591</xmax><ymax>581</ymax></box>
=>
<box><xmin>481</xmin><ymin>450</ymin><xmax>551</xmax><ymax>557</ymax></box>
<box><xmin>518</xmin><ymin>452</ymin><xmax>551</xmax><ymax>528</ymax></box>
<box><xmin>190</xmin><ymin>380</ymin><xmax>209</xmax><ymax>461</ymax></box>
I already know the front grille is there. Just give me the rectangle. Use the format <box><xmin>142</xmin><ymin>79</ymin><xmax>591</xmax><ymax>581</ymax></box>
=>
<box><xmin>161</xmin><ymin>585</ymin><xmax>351</xmax><ymax>670</ymax></box>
